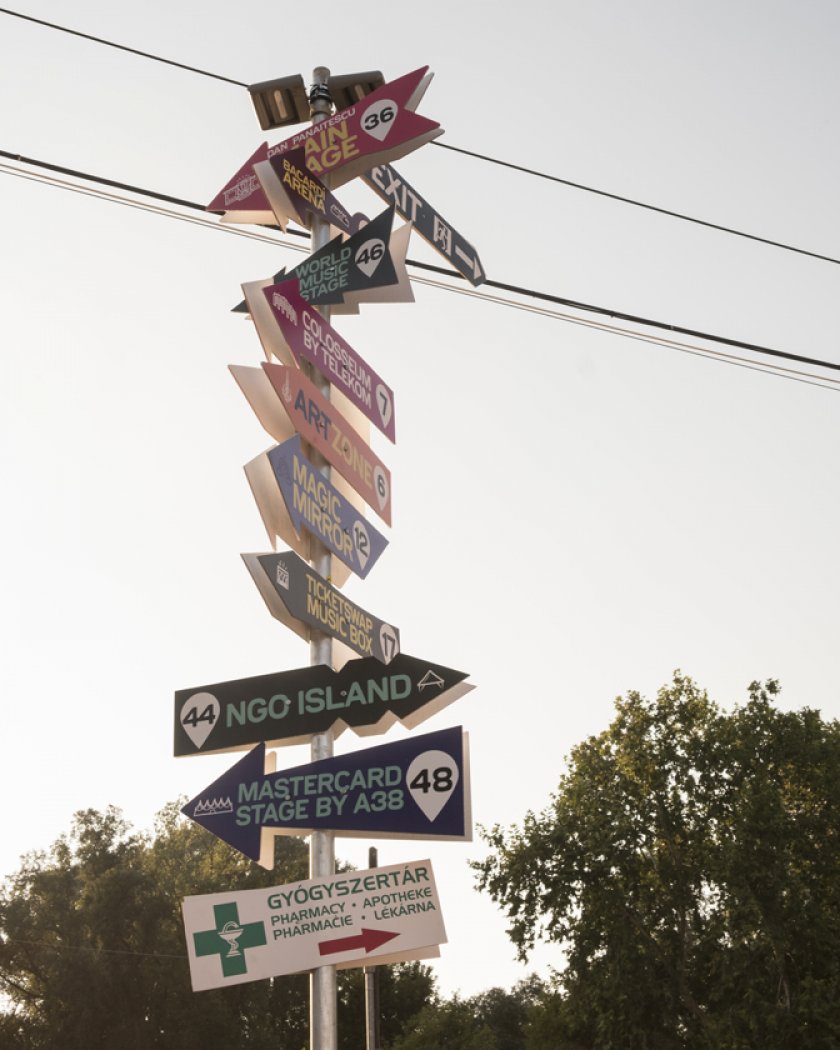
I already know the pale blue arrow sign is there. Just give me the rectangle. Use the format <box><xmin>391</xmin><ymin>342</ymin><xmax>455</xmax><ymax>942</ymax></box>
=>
<box><xmin>267</xmin><ymin>436</ymin><xmax>388</xmax><ymax>580</ymax></box>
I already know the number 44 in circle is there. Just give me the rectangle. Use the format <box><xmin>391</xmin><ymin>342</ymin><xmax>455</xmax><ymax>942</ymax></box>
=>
<box><xmin>406</xmin><ymin>749</ymin><xmax>459</xmax><ymax>822</ymax></box>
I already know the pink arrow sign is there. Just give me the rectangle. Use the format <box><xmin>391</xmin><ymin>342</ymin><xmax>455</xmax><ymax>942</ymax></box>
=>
<box><xmin>207</xmin><ymin>66</ymin><xmax>442</xmax><ymax>213</ymax></box>
<box><xmin>263</xmin><ymin>279</ymin><xmax>395</xmax><ymax>442</ymax></box>
<box><xmin>207</xmin><ymin>142</ymin><xmax>273</xmax><ymax>221</ymax></box>
<box><xmin>263</xmin><ymin>363</ymin><xmax>392</xmax><ymax>525</ymax></box>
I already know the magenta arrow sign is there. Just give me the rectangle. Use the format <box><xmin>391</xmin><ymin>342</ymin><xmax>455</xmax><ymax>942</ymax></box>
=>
<box><xmin>207</xmin><ymin>141</ymin><xmax>273</xmax><ymax>220</ymax></box>
<box><xmin>269</xmin><ymin>66</ymin><xmax>441</xmax><ymax>186</ymax></box>
<box><xmin>263</xmin><ymin>279</ymin><xmax>395</xmax><ymax>442</ymax></box>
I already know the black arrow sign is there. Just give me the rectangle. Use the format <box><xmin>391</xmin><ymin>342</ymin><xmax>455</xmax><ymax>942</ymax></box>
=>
<box><xmin>174</xmin><ymin>652</ymin><xmax>474</xmax><ymax>756</ymax></box>
<box><xmin>363</xmin><ymin>163</ymin><xmax>485</xmax><ymax>285</ymax></box>
<box><xmin>232</xmin><ymin>205</ymin><xmax>399</xmax><ymax>313</ymax></box>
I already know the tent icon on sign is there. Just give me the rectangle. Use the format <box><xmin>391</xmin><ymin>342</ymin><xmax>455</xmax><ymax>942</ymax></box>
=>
<box><xmin>417</xmin><ymin>670</ymin><xmax>444</xmax><ymax>692</ymax></box>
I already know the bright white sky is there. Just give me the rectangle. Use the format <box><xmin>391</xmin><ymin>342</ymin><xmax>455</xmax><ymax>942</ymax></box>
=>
<box><xmin>2</xmin><ymin>0</ymin><xmax>840</xmax><ymax>1002</ymax></box>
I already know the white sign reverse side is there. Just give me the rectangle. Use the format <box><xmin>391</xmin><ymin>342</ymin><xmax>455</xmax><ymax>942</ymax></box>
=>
<box><xmin>182</xmin><ymin>858</ymin><xmax>446</xmax><ymax>991</ymax></box>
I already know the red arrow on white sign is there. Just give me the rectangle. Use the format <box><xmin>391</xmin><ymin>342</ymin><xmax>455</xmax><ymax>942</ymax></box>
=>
<box><xmin>318</xmin><ymin>928</ymin><xmax>399</xmax><ymax>957</ymax></box>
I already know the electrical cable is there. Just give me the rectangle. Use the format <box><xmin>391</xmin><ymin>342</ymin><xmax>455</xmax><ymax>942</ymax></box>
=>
<box><xmin>0</xmin><ymin>7</ymin><xmax>246</xmax><ymax>85</ymax></box>
<box><xmin>2</xmin><ymin>5</ymin><xmax>839</xmax><ymax>269</ymax></box>
<box><xmin>2</xmin><ymin>157</ymin><xmax>838</xmax><ymax>395</ymax></box>
<box><xmin>3</xmin><ymin>148</ymin><xmax>838</xmax><ymax>379</ymax></box>
<box><xmin>412</xmin><ymin>275</ymin><xmax>840</xmax><ymax>393</ymax></box>
<box><xmin>0</xmin><ymin>160</ymin><xmax>302</xmax><ymax>247</ymax></box>
<box><xmin>433</xmin><ymin>142</ymin><xmax>840</xmax><ymax>269</ymax></box>
<box><xmin>4</xmin><ymin>937</ymin><xmax>186</xmax><ymax>961</ymax></box>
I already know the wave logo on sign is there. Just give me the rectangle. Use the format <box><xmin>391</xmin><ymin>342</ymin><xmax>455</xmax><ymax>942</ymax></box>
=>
<box><xmin>194</xmin><ymin>797</ymin><xmax>234</xmax><ymax>817</ymax></box>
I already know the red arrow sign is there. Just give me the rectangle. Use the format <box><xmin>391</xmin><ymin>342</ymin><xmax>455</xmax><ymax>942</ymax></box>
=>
<box><xmin>318</xmin><ymin>928</ymin><xmax>399</xmax><ymax>957</ymax></box>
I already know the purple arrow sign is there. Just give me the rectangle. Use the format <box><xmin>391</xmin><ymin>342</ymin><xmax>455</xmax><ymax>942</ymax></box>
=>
<box><xmin>263</xmin><ymin>278</ymin><xmax>396</xmax><ymax>442</ymax></box>
<box><xmin>181</xmin><ymin>726</ymin><xmax>471</xmax><ymax>865</ymax></box>
<box><xmin>255</xmin><ymin>147</ymin><xmax>368</xmax><ymax>235</ymax></box>
<box><xmin>268</xmin><ymin>436</ymin><xmax>388</xmax><ymax>579</ymax></box>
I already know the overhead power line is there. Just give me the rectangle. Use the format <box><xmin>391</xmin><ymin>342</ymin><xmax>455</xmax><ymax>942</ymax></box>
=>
<box><xmin>0</xmin><ymin>7</ymin><xmax>246</xmax><ymax>85</ymax></box>
<box><xmin>2</xmin><ymin>151</ymin><xmax>839</xmax><ymax>395</ymax></box>
<box><xmin>2</xmin><ymin>5</ymin><xmax>839</xmax><ymax>269</ymax></box>
<box><xmin>433</xmin><ymin>142</ymin><xmax>840</xmax><ymax>269</ymax></box>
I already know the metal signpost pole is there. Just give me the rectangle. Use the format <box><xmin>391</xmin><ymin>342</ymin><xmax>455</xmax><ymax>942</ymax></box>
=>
<box><xmin>307</xmin><ymin>65</ymin><xmax>337</xmax><ymax>1050</ymax></box>
<box><xmin>188</xmin><ymin>60</ymin><xmax>474</xmax><ymax>1043</ymax></box>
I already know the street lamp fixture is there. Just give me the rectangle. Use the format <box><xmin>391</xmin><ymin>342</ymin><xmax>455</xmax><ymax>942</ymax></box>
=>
<box><xmin>248</xmin><ymin>74</ymin><xmax>310</xmax><ymax>130</ymax></box>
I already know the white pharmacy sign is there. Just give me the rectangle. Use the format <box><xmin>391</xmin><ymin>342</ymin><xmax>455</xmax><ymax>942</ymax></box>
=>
<box><xmin>182</xmin><ymin>858</ymin><xmax>446</xmax><ymax>991</ymax></box>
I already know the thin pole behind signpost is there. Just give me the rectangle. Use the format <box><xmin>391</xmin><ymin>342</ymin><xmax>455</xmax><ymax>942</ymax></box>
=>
<box><xmin>364</xmin><ymin>846</ymin><xmax>382</xmax><ymax>1050</ymax></box>
<box><xmin>307</xmin><ymin>65</ymin><xmax>337</xmax><ymax>1050</ymax></box>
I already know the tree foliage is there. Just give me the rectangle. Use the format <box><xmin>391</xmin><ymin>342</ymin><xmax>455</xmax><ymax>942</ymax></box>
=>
<box><xmin>0</xmin><ymin>803</ymin><xmax>434</xmax><ymax>1049</ymax></box>
<box><xmin>390</xmin><ymin>976</ymin><xmax>548</xmax><ymax>1050</ymax></box>
<box><xmin>474</xmin><ymin>674</ymin><xmax>840</xmax><ymax>1049</ymax></box>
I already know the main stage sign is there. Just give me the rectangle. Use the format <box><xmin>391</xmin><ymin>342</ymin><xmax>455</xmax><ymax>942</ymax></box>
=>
<box><xmin>183</xmin><ymin>858</ymin><xmax>446</xmax><ymax>990</ymax></box>
<box><xmin>207</xmin><ymin>66</ymin><xmax>443</xmax><ymax>221</ymax></box>
<box><xmin>182</xmin><ymin>725</ymin><xmax>471</xmax><ymax>866</ymax></box>
<box><xmin>173</xmin><ymin>652</ymin><xmax>474</xmax><ymax>755</ymax></box>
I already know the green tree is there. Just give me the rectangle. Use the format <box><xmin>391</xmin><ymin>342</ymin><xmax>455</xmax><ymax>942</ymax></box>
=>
<box><xmin>474</xmin><ymin>674</ymin><xmax>840</xmax><ymax>1050</ymax></box>
<box><xmin>390</xmin><ymin>976</ymin><xmax>548</xmax><ymax>1050</ymax></box>
<box><xmin>337</xmin><ymin>960</ymin><xmax>437</xmax><ymax>1050</ymax></box>
<box><xmin>0</xmin><ymin>803</ymin><xmax>434</xmax><ymax>1049</ymax></box>
<box><xmin>390</xmin><ymin>993</ymin><xmax>498</xmax><ymax>1050</ymax></box>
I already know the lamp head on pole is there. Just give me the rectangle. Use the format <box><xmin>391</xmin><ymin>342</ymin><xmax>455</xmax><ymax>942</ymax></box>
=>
<box><xmin>247</xmin><ymin>69</ymin><xmax>385</xmax><ymax>128</ymax></box>
<box><xmin>247</xmin><ymin>74</ymin><xmax>309</xmax><ymax>130</ymax></box>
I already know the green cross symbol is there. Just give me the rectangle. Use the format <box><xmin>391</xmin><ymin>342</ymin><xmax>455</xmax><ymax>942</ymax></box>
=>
<box><xmin>193</xmin><ymin>902</ymin><xmax>267</xmax><ymax>978</ymax></box>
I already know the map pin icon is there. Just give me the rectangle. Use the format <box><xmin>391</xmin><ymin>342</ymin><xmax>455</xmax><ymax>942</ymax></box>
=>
<box><xmin>406</xmin><ymin>750</ymin><xmax>459</xmax><ymax>822</ymax></box>
<box><xmin>180</xmin><ymin>692</ymin><xmax>220</xmax><ymax>750</ymax></box>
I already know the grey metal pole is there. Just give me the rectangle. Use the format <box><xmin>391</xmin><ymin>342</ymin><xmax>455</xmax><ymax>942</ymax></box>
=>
<box><xmin>307</xmin><ymin>65</ymin><xmax>337</xmax><ymax>1050</ymax></box>
<box><xmin>364</xmin><ymin>847</ymin><xmax>381</xmax><ymax>1050</ymax></box>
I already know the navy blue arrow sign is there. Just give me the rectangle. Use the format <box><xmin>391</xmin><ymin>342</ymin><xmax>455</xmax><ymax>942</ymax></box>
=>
<box><xmin>182</xmin><ymin>726</ymin><xmax>471</xmax><ymax>866</ymax></box>
<box><xmin>268</xmin><ymin>436</ymin><xmax>388</xmax><ymax>580</ymax></box>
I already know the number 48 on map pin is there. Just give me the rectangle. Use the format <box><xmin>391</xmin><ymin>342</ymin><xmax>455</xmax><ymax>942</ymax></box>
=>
<box><xmin>406</xmin><ymin>749</ymin><xmax>459</xmax><ymax>822</ymax></box>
